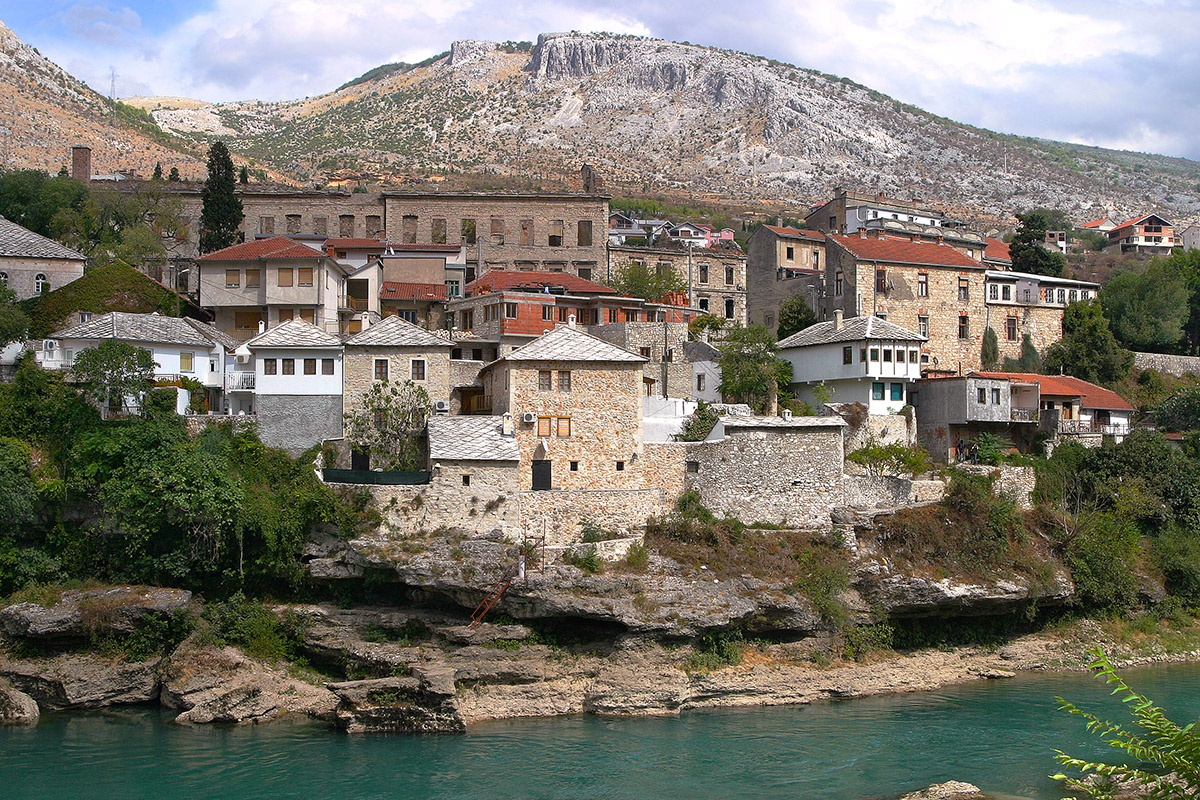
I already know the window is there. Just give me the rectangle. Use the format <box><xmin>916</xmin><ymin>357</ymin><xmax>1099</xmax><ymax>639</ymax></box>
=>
<box><xmin>542</xmin><ymin>305</ymin><xmax>553</xmax><ymax>321</ymax></box>
<box><xmin>909</xmin><ymin>350</ymin><xmax>918</xmax><ymax>363</ymax></box>
<box><xmin>79</xmin><ymin>311</ymin><xmax>92</xmax><ymax>323</ymax></box>
<box><xmin>278</xmin><ymin>268</ymin><xmax>293</xmax><ymax>287</ymax></box>
<box><xmin>394</xmin><ymin>310</ymin><xmax>417</xmax><ymax>323</ymax></box>
<box><xmin>1006</xmin><ymin>317</ymin><xmax>1018</xmax><ymax>341</ymax></box>
<box><xmin>917</xmin><ymin>272</ymin><xmax>928</xmax><ymax>297</ymax></box>
<box><xmin>958</xmin><ymin>315</ymin><xmax>969</xmax><ymax>339</ymax></box>
<box><xmin>279</xmin><ymin>308</ymin><xmax>294</xmax><ymax>323</ymax></box>
<box><xmin>958</xmin><ymin>277</ymin><xmax>970</xmax><ymax>301</ymax></box>
<box><xmin>989</xmin><ymin>284</ymin><xmax>998</xmax><ymax>300</ymax></box>
<box><xmin>813</xmin><ymin>251</ymin><xmax>820</xmax><ymax>268</ymax></box>
<box><xmin>374</xmin><ymin>359</ymin><xmax>388</xmax><ymax>381</ymax></box>
<box><xmin>698</xmin><ymin>298</ymin><xmax>709</xmax><ymax>312</ymax></box>
<box><xmin>297</xmin><ymin>268</ymin><xmax>313</xmax><ymax>287</ymax></box>
<box><xmin>978</xmin><ymin>388</ymin><xmax>987</xmax><ymax>404</ymax></box>
<box><xmin>1057</xmin><ymin>288</ymin><xmax>1066</xmax><ymax>303</ymax></box>
<box><xmin>578</xmin><ymin>267</ymin><xmax>593</xmax><ymax>281</ymax></box>
<box><xmin>520</xmin><ymin>219</ymin><xmax>534</xmax><ymax>246</ymax></box>
<box><xmin>462</xmin><ymin>474</ymin><xmax>471</xmax><ymax>487</ymax></box>
<box><xmin>872</xmin><ymin>382</ymin><xmax>884</xmax><ymax>400</ymax></box>
<box><xmin>569</xmin><ymin>461</ymin><xmax>579</xmax><ymax>472</ymax></box>
<box><xmin>577</xmin><ymin>220</ymin><xmax>593</xmax><ymax>246</ymax></box>
<box><xmin>264</xmin><ymin>358</ymin><xmax>277</xmax><ymax>375</ymax></box>
<box><xmin>699</xmin><ymin>265</ymin><xmax>709</xmax><ymax>284</ymax></box>
<box><xmin>245</xmin><ymin>269</ymin><xmax>260</xmax><ymax>288</ymax></box>
<box><xmin>785</xmin><ymin>246</ymin><xmax>795</xmax><ymax>261</ymax></box>
<box><xmin>625</xmin><ymin>310</ymin><xmax>638</xmax><ymax>323</ymax></box>
<box><xmin>411</xmin><ymin>359</ymin><xmax>426</xmax><ymax>381</ymax></box>
<box><xmin>882</xmin><ymin>348</ymin><xmax>892</xmax><ymax>362</ymax></box>
<box><xmin>615</xmin><ymin>461</ymin><xmax>625</xmax><ymax>471</ymax></box>
<box><xmin>639</xmin><ymin>346</ymin><xmax>652</xmax><ymax>359</ymax></box>
<box><xmin>870</xmin><ymin>348</ymin><xmax>879</xmax><ymax>362</ymax></box>
<box><xmin>1081</xmin><ymin>290</ymin><xmax>1090</xmax><ymax>300</ymax></box>
<box><xmin>538</xmin><ymin>370</ymin><xmax>552</xmax><ymax>391</ymax></box>
<box><xmin>225</xmin><ymin>269</ymin><xmax>240</xmax><ymax>288</ymax></box>
<box><xmin>445</xmin><ymin>280</ymin><xmax>460</xmax><ymax>298</ymax></box>
<box><xmin>918</xmin><ymin>315</ymin><xmax>929</xmax><ymax>337</ymax></box>
<box><xmin>843</xmin><ymin>346</ymin><xmax>853</xmax><ymax>365</ymax></box>
<box><xmin>322</xmin><ymin>358</ymin><xmax>334</xmax><ymax>375</ymax></box>
<box><xmin>556</xmin><ymin>417</ymin><xmax>571</xmax><ymax>437</ymax></box>
<box><xmin>725</xmin><ymin>266</ymin><xmax>734</xmax><ymax>285</ymax></box>
<box><xmin>1045</xmin><ymin>288</ymin><xmax>1055</xmax><ymax>303</ymax></box>
<box><xmin>876</xmin><ymin>269</ymin><xmax>888</xmax><ymax>292</ymax></box>
<box><xmin>557</xmin><ymin>371</ymin><xmax>571</xmax><ymax>392</ymax></box>
<box><xmin>549</xmin><ymin>220</ymin><xmax>564</xmax><ymax>247</ymax></box>
<box><xmin>1069</xmin><ymin>290</ymin><xmax>1078</xmax><ymax>303</ymax></box>
<box><xmin>537</xmin><ymin>417</ymin><xmax>552</xmax><ymax>437</ymax></box>
<box><xmin>401</xmin><ymin>215</ymin><xmax>418</xmax><ymax>244</ymax></box>
<box><xmin>991</xmin><ymin>387</ymin><xmax>1001</xmax><ymax>405</ymax></box>
<box><xmin>835</xmin><ymin>271</ymin><xmax>844</xmax><ymax>295</ymax></box>
<box><xmin>180</xmin><ymin>352</ymin><xmax>194</xmax><ymax>372</ymax></box>
<box><xmin>313</xmin><ymin>216</ymin><xmax>327</xmax><ymax>236</ymax></box>
<box><xmin>724</xmin><ymin>298</ymin><xmax>734</xmax><ymax>319</ymax></box>
<box><xmin>890</xmin><ymin>383</ymin><xmax>903</xmax><ymax>401</ymax></box>
<box><xmin>504</xmin><ymin>302</ymin><xmax>518</xmax><ymax>319</ymax></box>
<box><xmin>460</xmin><ymin>310</ymin><xmax>473</xmax><ymax>330</ymax></box>
<box><xmin>608</xmin><ymin>308</ymin><xmax>618</xmax><ymax>323</ymax></box>
<box><xmin>860</xmin><ymin>348</ymin><xmax>867</xmax><ymax>362</ymax></box>
<box><xmin>431</xmin><ymin>218</ymin><xmax>447</xmax><ymax>244</ymax></box>
<box><xmin>282</xmin><ymin>358</ymin><xmax>295</xmax><ymax>375</ymax></box>
<box><xmin>304</xmin><ymin>358</ymin><xmax>316</xmax><ymax>375</ymax></box>
<box><xmin>1002</xmin><ymin>285</ymin><xmax>1011</xmax><ymax>301</ymax></box>
<box><xmin>259</xmin><ymin>216</ymin><xmax>274</xmax><ymax>235</ymax></box>
<box><xmin>697</xmin><ymin>374</ymin><xmax>705</xmax><ymax>392</ymax></box>
<box><xmin>234</xmin><ymin>311</ymin><xmax>260</xmax><ymax>330</ymax></box>
<box><xmin>286</xmin><ymin>214</ymin><xmax>301</xmax><ymax>234</ymax></box>
<box><xmin>490</xmin><ymin>217</ymin><xmax>505</xmax><ymax>245</ymax></box>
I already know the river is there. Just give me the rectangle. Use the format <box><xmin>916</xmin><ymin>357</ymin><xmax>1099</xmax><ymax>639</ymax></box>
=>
<box><xmin>3</xmin><ymin>660</ymin><xmax>1198</xmax><ymax>800</ymax></box>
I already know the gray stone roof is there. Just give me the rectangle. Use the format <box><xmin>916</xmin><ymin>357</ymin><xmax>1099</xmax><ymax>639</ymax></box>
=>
<box><xmin>245</xmin><ymin>318</ymin><xmax>343</xmax><ymax>349</ymax></box>
<box><xmin>183</xmin><ymin>318</ymin><xmax>240</xmax><ymax>350</ymax></box>
<box><xmin>777</xmin><ymin>315</ymin><xmax>925</xmax><ymax>348</ymax></box>
<box><xmin>723</xmin><ymin>415</ymin><xmax>847</xmax><ymax>429</ymax></box>
<box><xmin>501</xmin><ymin>324</ymin><xmax>646</xmax><ymax>363</ymax></box>
<box><xmin>684</xmin><ymin>340</ymin><xmax>721</xmax><ymax>363</ymax></box>
<box><xmin>344</xmin><ymin>315</ymin><xmax>453</xmax><ymax>348</ymax></box>
<box><xmin>427</xmin><ymin>416</ymin><xmax>520</xmax><ymax>462</ymax></box>
<box><xmin>0</xmin><ymin>216</ymin><xmax>86</xmax><ymax>261</ymax></box>
<box><xmin>50</xmin><ymin>312</ymin><xmax>226</xmax><ymax>348</ymax></box>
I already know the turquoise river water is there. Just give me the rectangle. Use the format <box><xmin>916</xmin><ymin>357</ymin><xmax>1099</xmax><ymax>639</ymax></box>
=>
<box><xmin>3</xmin><ymin>660</ymin><xmax>1199</xmax><ymax>800</ymax></box>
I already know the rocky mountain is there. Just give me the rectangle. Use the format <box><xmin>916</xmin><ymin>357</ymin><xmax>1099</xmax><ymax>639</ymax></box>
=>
<box><xmin>140</xmin><ymin>32</ymin><xmax>1200</xmax><ymax>224</ymax></box>
<box><xmin>0</xmin><ymin>20</ymin><xmax>202</xmax><ymax>179</ymax></box>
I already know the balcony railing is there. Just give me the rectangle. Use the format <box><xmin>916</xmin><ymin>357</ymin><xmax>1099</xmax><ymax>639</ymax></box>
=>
<box><xmin>1058</xmin><ymin>420</ymin><xmax>1129</xmax><ymax>435</ymax></box>
<box><xmin>1010</xmin><ymin>408</ymin><xmax>1039</xmax><ymax>422</ymax></box>
<box><xmin>346</xmin><ymin>297</ymin><xmax>369</xmax><ymax>311</ymax></box>
<box><xmin>225</xmin><ymin>372</ymin><xmax>256</xmax><ymax>391</ymax></box>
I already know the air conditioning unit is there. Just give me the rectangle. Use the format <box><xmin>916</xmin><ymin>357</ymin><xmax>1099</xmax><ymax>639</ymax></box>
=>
<box><xmin>433</xmin><ymin>400</ymin><xmax>450</xmax><ymax>414</ymax></box>
<box><xmin>521</xmin><ymin>412</ymin><xmax>537</xmax><ymax>424</ymax></box>
<box><xmin>235</xmin><ymin>354</ymin><xmax>250</xmax><ymax>364</ymax></box>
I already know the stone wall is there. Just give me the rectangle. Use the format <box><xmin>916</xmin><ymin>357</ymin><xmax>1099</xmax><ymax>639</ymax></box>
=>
<box><xmin>684</xmin><ymin>425</ymin><xmax>846</xmax><ymax>528</ymax></box>
<box><xmin>588</xmin><ymin>322</ymin><xmax>693</xmax><ymax>399</ymax></box>
<box><xmin>1134</xmin><ymin>351</ymin><xmax>1200</xmax><ymax>377</ymax></box>
<box><xmin>183</xmin><ymin>415</ymin><xmax>257</xmax><ymax>437</ymax></box>
<box><xmin>605</xmin><ymin>245</ymin><xmax>747</xmax><ymax>325</ymax></box>
<box><xmin>372</xmin><ymin>461</ymin><xmax>522</xmax><ymax>535</ymax></box>
<box><xmin>0</xmin><ymin>255</ymin><xmax>86</xmax><ymax>301</ymax></box>
<box><xmin>833</xmin><ymin>404</ymin><xmax>915</xmax><ymax>453</ymax></box>
<box><xmin>256</xmin><ymin>394</ymin><xmax>343</xmax><ymax>453</ymax></box>
<box><xmin>953</xmin><ymin>464</ymin><xmax>1036</xmax><ymax>509</ymax></box>
<box><xmin>343</xmin><ymin>347</ymin><xmax>453</xmax><ymax>414</ymax></box>
<box><xmin>745</xmin><ymin>227</ymin><xmax>824</xmax><ymax>330</ymax></box>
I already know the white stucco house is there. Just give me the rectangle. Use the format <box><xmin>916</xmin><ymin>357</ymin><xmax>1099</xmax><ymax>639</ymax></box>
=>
<box><xmin>778</xmin><ymin>311</ymin><xmax>925</xmax><ymax>414</ymax></box>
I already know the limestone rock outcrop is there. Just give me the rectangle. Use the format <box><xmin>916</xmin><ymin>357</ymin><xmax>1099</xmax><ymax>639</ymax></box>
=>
<box><xmin>0</xmin><ymin>678</ymin><xmax>39</xmax><ymax>724</ymax></box>
<box><xmin>0</xmin><ymin>654</ymin><xmax>161</xmax><ymax>709</ymax></box>
<box><xmin>0</xmin><ymin>586</ymin><xmax>192</xmax><ymax>640</ymax></box>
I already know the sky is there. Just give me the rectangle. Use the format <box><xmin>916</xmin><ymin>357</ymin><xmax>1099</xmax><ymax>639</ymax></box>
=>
<box><xmin>3</xmin><ymin>0</ymin><xmax>1199</xmax><ymax>161</ymax></box>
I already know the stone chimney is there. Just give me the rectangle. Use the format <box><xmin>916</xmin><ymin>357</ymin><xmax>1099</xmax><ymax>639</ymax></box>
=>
<box><xmin>71</xmin><ymin>146</ymin><xmax>91</xmax><ymax>183</ymax></box>
<box><xmin>501</xmin><ymin>412</ymin><xmax>514</xmax><ymax>437</ymax></box>
<box><xmin>833</xmin><ymin>309</ymin><xmax>843</xmax><ymax>330</ymax></box>
<box><xmin>567</xmin><ymin>313</ymin><xmax>576</xmax><ymax>328</ymax></box>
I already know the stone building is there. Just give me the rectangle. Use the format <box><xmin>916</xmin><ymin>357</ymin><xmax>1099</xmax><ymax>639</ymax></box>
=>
<box><xmin>342</xmin><ymin>315</ymin><xmax>455</xmax><ymax>417</ymax></box>
<box><xmin>0</xmin><ymin>215</ymin><xmax>87</xmax><ymax>300</ymax></box>
<box><xmin>806</xmin><ymin>188</ymin><xmax>949</xmax><ymax>235</ymax></box>
<box><xmin>745</xmin><ymin>225</ymin><xmax>825</xmax><ymax>330</ymax></box>
<box><xmin>588</xmin><ymin>320</ymin><xmax>693</xmax><ymax>399</ymax></box>
<box><xmin>605</xmin><ymin>244</ymin><xmax>748</xmax><ymax>325</ymax></box>
<box><xmin>245</xmin><ymin>319</ymin><xmax>344</xmax><ymax>453</ymax></box>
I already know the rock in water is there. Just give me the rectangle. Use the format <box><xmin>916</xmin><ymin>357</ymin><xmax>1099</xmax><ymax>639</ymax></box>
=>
<box><xmin>900</xmin><ymin>781</ymin><xmax>987</xmax><ymax>800</ymax></box>
<box><xmin>0</xmin><ymin>654</ymin><xmax>161</xmax><ymax>709</ymax></box>
<box><xmin>0</xmin><ymin>678</ymin><xmax>38</xmax><ymax>724</ymax></box>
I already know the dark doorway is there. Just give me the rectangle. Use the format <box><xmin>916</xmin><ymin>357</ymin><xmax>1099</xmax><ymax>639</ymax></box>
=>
<box><xmin>351</xmin><ymin>448</ymin><xmax>370</xmax><ymax>471</ymax></box>
<box><xmin>531</xmin><ymin>459</ymin><xmax>551</xmax><ymax>490</ymax></box>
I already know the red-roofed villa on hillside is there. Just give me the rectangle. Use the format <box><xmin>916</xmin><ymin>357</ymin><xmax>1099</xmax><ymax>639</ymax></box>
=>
<box><xmin>914</xmin><ymin>371</ymin><xmax>1134</xmax><ymax>461</ymax></box>
<box><xmin>1107</xmin><ymin>214</ymin><xmax>1181</xmax><ymax>255</ymax></box>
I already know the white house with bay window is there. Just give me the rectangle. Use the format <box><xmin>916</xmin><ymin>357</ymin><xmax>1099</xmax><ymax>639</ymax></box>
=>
<box><xmin>778</xmin><ymin>311</ymin><xmax>925</xmax><ymax>414</ymax></box>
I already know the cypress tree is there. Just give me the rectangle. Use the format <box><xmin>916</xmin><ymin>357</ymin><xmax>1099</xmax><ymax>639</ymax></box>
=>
<box><xmin>199</xmin><ymin>141</ymin><xmax>243</xmax><ymax>254</ymax></box>
<box><xmin>167</xmin><ymin>167</ymin><xmax>181</xmax><ymax>181</ymax></box>
<box><xmin>981</xmin><ymin>326</ymin><xmax>1000</xmax><ymax>370</ymax></box>
<box><xmin>152</xmin><ymin>162</ymin><xmax>163</xmax><ymax>180</ymax></box>
<box><xmin>239</xmin><ymin>165</ymin><xmax>249</xmax><ymax>184</ymax></box>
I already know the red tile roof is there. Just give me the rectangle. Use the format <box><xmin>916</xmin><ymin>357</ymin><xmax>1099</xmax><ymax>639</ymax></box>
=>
<box><xmin>972</xmin><ymin>372</ymin><xmax>1133</xmax><ymax>411</ymax></box>
<box><xmin>380</xmin><ymin>282</ymin><xmax>448</xmax><ymax>301</ymax></box>
<box><xmin>198</xmin><ymin>236</ymin><xmax>326</xmax><ymax>261</ymax></box>
<box><xmin>467</xmin><ymin>270</ymin><xmax>615</xmax><ymax>295</ymax></box>
<box><xmin>382</xmin><ymin>244</ymin><xmax>463</xmax><ymax>253</ymax></box>
<box><xmin>828</xmin><ymin>234</ymin><xmax>981</xmax><ymax>268</ymax></box>
<box><xmin>763</xmin><ymin>224</ymin><xmax>826</xmax><ymax>241</ymax></box>
<box><xmin>1111</xmin><ymin>213</ymin><xmax>1171</xmax><ymax>232</ymax></box>
<box><xmin>1080</xmin><ymin>219</ymin><xmax>1111</xmax><ymax>229</ymax></box>
<box><xmin>983</xmin><ymin>237</ymin><xmax>1011</xmax><ymax>261</ymax></box>
<box><xmin>325</xmin><ymin>238</ymin><xmax>387</xmax><ymax>249</ymax></box>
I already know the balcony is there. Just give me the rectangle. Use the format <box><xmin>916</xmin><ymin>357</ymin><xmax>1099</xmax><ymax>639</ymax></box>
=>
<box><xmin>225</xmin><ymin>371</ymin><xmax>256</xmax><ymax>392</ymax></box>
<box><xmin>346</xmin><ymin>297</ymin><xmax>370</xmax><ymax>312</ymax></box>
<box><xmin>1010</xmin><ymin>408</ymin><xmax>1039</xmax><ymax>422</ymax></box>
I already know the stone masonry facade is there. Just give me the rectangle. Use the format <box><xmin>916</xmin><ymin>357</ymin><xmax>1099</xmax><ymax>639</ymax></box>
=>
<box><xmin>605</xmin><ymin>245</ymin><xmax>747</xmax><ymax>325</ymax></box>
<box><xmin>588</xmin><ymin>322</ymin><xmax>693</xmax><ymax>399</ymax></box>
<box><xmin>342</xmin><ymin>346</ymin><xmax>453</xmax><ymax>415</ymax></box>
<box><xmin>0</xmin><ymin>255</ymin><xmax>86</xmax><ymax>301</ymax></box>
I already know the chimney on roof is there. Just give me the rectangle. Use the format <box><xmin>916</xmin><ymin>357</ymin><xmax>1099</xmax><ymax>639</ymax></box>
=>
<box><xmin>501</xmin><ymin>412</ymin><xmax>514</xmax><ymax>437</ymax></box>
<box><xmin>71</xmin><ymin>146</ymin><xmax>91</xmax><ymax>183</ymax></box>
<box><xmin>833</xmin><ymin>309</ymin><xmax>843</xmax><ymax>330</ymax></box>
<box><xmin>776</xmin><ymin>216</ymin><xmax>783</xmax><ymax>227</ymax></box>
<box><xmin>937</xmin><ymin>235</ymin><xmax>945</xmax><ymax>244</ymax></box>
<box><xmin>258</xmin><ymin>320</ymin><xmax>266</xmax><ymax>334</ymax></box>
<box><xmin>568</xmin><ymin>313</ymin><xmax>576</xmax><ymax>328</ymax></box>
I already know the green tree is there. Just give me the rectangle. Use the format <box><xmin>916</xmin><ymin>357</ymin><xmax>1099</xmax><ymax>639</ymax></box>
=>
<box><xmin>1158</xmin><ymin>387</ymin><xmax>1200</xmax><ymax>432</ymax></box>
<box><xmin>981</xmin><ymin>326</ymin><xmax>1000</xmax><ymax>370</ymax></box>
<box><xmin>167</xmin><ymin>167</ymin><xmax>181</xmax><ymax>182</ymax></box>
<box><xmin>0</xmin><ymin>281</ymin><xmax>29</xmax><ymax>347</ymax></box>
<box><xmin>1009</xmin><ymin>210</ymin><xmax>1066</xmax><ymax>277</ymax></box>
<box><xmin>0</xmin><ymin>169</ymin><xmax>88</xmax><ymax>238</ymax></box>
<box><xmin>199</xmin><ymin>141</ymin><xmax>243</xmax><ymax>254</ymax></box>
<box><xmin>239</xmin><ymin>165</ymin><xmax>249</xmax><ymax>185</ymax></box>
<box><xmin>1053</xmin><ymin>648</ymin><xmax>1200</xmax><ymax>799</ymax></box>
<box><xmin>1001</xmin><ymin>333</ymin><xmax>1044</xmax><ymax>373</ymax></box>
<box><xmin>152</xmin><ymin>162</ymin><xmax>163</xmax><ymax>181</ymax></box>
<box><xmin>1043</xmin><ymin>301</ymin><xmax>1133</xmax><ymax>385</ymax></box>
<box><xmin>777</xmin><ymin>295</ymin><xmax>818</xmax><ymax>340</ymax></box>
<box><xmin>70</xmin><ymin>340</ymin><xmax>156</xmax><ymax>412</ymax></box>
<box><xmin>717</xmin><ymin>326</ymin><xmax>791</xmax><ymax>412</ymax></box>
<box><xmin>608</xmin><ymin>260</ymin><xmax>686</xmax><ymax>302</ymax></box>
<box><xmin>343</xmin><ymin>379</ymin><xmax>432</xmax><ymax>470</ymax></box>
<box><xmin>1101</xmin><ymin>260</ymin><xmax>1190</xmax><ymax>352</ymax></box>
